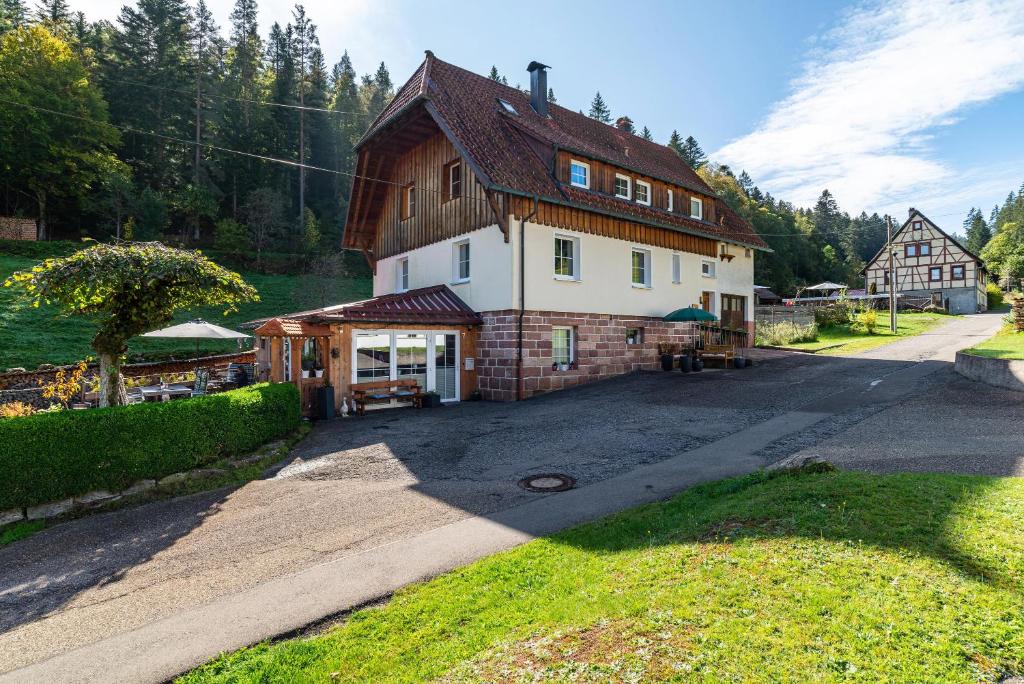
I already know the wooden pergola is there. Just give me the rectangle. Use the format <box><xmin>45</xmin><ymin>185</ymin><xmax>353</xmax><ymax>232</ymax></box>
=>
<box><xmin>254</xmin><ymin>317</ymin><xmax>334</xmax><ymax>415</ymax></box>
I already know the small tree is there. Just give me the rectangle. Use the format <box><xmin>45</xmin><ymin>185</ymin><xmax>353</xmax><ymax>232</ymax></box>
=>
<box><xmin>5</xmin><ymin>242</ymin><xmax>258</xmax><ymax>407</ymax></box>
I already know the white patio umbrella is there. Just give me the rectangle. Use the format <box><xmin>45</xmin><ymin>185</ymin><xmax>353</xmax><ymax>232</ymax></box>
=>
<box><xmin>141</xmin><ymin>318</ymin><xmax>250</xmax><ymax>355</ymax></box>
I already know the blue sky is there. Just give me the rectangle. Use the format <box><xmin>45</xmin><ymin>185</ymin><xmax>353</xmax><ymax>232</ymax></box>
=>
<box><xmin>76</xmin><ymin>0</ymin><xmax>1024</xmax><ymax>228</ymax></box>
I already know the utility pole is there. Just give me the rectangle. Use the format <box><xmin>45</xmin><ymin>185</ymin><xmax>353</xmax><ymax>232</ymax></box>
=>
<box><xmin>886</xmin><ymin>215</ymin><xmax>897</xmax><ymax>333</ymax></box>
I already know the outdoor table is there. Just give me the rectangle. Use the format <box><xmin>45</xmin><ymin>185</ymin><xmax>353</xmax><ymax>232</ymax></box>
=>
<box><xmin>138</xmin><ymin>383</ymin><xmax>193</xmax><ymax>401</ymax></box>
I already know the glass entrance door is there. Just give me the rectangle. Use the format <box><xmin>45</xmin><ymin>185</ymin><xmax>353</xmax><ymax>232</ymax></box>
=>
<box><xmin>434</xmin><ymin>333</ymin><xmax>457</xmax><ymax>401</ymax></box>
<box><xmin>353</xmin><ymin>331</ymin><xmax>460</xmax><ymax>404</ymax></box>
<box><xmin>395</xmin><ymin>333</ymin><xmax>428</xmax><ymax>391</ymax></box>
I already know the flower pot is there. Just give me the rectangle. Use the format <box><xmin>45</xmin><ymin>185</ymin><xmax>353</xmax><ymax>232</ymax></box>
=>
<box><xmin>660</xmin><ymin>354</ymin><xmax>674</xmax><ymax>371</ymax></box>
<box><xmin>734</xmin><ymin>357</ymin><xmax>745</xmax><ymax>369</ymax></box>
<box><xmin>692</xmin><ymin>358</ymin><xmax>704</xmax><ymax>372</ymax></box>
<box><xmin>301</xmin><ymin>370</ymin><xmax>311</xmax><ymax>379</ymax></box>
<box><xmin>679</xmin><ymin>355</ymin><xmax>692</xmax><ymax>373</ymax></box>
<box><xmin>313</xmin><ymin>369</ymin><xmax>324</xmax><ymax>378</ymax></box>
<box><xmin>420</xmin><ymin>393</ymin><xmax>442</xmax><ymax>408</ymax></box>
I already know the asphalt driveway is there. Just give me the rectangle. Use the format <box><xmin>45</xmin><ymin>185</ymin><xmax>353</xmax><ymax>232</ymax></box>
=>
<box><xmin>1</xmin><ymin>311</ymin><xmax>1017</xmax><ymax>682</ymax></box>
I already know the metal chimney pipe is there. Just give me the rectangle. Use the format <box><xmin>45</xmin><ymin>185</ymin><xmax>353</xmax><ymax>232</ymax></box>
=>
<box><xmin>527</xmin><ymin>61</ymin><xmax>550</xmax><ymax>117</ymax></box>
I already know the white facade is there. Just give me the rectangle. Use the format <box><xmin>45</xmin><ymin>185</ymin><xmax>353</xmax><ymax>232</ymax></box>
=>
<box><xmin>373</xmin><ymin>218</ymin><xmax>755</xmax><ymax>320</ymax></box>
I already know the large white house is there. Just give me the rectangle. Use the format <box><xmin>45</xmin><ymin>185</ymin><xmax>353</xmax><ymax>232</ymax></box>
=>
<box><xmin>254</xmin><ymin>54</ymin><xmax>767</xmax><ymax>407</ymax></box>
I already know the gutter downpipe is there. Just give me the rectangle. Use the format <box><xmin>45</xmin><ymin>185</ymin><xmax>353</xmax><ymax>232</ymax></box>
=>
<box><xmin>517</xmin><ymin>194</ymin><xmax>540</xmax><ymax>401</ymax></box>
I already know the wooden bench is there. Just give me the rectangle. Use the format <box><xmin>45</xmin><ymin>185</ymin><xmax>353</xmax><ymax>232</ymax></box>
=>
<box><xmin>351</xmin><ymin>379</ymin><xmax>423</xmax><ymax>416</ymax></box>
<box><xmin>699</xmin><ymin>344</ymin><xmax>735</xmax><ymax>368</ymax></box>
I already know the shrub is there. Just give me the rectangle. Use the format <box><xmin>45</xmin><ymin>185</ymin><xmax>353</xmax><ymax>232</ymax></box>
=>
<box><xmin>0</xmin><ymin>401</ymin><xmax>36</xmax><ymax>419</ymax></box>
<box><xmin>855</xmin><ymin>308</ymin><xmax>878</xmax><ymax>334</ymax></box>
<box><xmin>987</xmin><ymin>282</ymin><xmax>1004</xmax><ymax>310</ymax></box>
<box><xmin>0</xmin><ymin>383</ymin><xmax>299</xmax><ymax>510</ymax></box>
<box><xmin>813</xmin><ymin>303</ymin><xmax>852</xmax><ymax>327</ymax></box>
<box><xmin>756</xmin><ymin>321</ymin><xmax>819</xmax><ymax>346</ymax></box>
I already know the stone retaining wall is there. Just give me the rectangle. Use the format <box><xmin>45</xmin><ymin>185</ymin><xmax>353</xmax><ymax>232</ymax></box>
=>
<box><xmin>954</xmin><ymin>351</ymin><xmax>1024</xmax><ymax>392</ymax></box>
<box><xmin>0</xmin><ymin>216</ymin><xmax>37</xmax><ymax>241</ymax></box>
<box><xmin>477</xmin><ymin>309</ymin><xmax>699</xmax><ymax>401</ymax></box>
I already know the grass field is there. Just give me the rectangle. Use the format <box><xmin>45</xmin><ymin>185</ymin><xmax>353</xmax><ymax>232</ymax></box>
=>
<box><xmin>0</xmin><ymin>248</ymin><xmax>372</xmax><ymax>369</ymax></box>
<box><xmin>785</xmin><ymin>311</ymin><xmax>950</xmax><ymax>355</ymax></box>
<box><xmin>181</xmin><ymin>467</ymin><xmax>1024</xmax><ymax>683</ymax></box>
<box><xmin>965</xmin><ymin>323</ymin><xmax>1024</xmax><ymax>360</ymax></box>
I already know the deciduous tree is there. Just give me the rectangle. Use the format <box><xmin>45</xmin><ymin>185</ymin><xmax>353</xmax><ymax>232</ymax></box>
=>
<box><xmin>5</xmin><ymin>243</ymin><xmax>257</xmax><ymax>406</ymax></box>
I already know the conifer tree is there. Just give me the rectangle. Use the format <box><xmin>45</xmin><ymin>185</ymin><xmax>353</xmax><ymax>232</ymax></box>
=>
<box><xmin>667</xmin><ymin>130</ymin><xmax>684</xmax><ymax>156</ymax></box>
<box><xmin>547</xmin><ymin>87</ymin><xmax>556</xmax><ymax>103</ymax></box>
<box><xmin>1</xmin><ymin>0</ymin><xmax>27</xmax><ymax>35</ymax></box>
<box><xmin>679</xmin><ymin>135</ymin><xmax>706</xmax><ymax>169</ymax></box>
<box><xmin>640</xmin><ymin>126</ymin><xmax>652</xmax><ymax>141</ymax></box>
<box><xmin>587</xmin><ymin>91</ymin><xmax>611</xmax><ymax>123</ymax></box>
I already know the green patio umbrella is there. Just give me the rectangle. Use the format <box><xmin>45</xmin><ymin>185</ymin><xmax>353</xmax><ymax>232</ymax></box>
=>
<box><xmin>663</xmin><ymin>307</ymin><xmax>718</xmax><ymax>323</ymax></box>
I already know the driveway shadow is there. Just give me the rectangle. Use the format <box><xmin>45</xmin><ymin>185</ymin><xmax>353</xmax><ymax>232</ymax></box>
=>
<box><xmin>2</xmin><ymin>346</ymin><xmax>1021</xmax><ymax>645</ymax></box>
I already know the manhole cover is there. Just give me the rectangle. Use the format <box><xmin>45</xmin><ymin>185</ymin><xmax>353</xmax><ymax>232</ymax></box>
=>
<box><xmin>518</xmin><ymin>473</ymin><xmax>576</xmax><ymax>492</ymax></box>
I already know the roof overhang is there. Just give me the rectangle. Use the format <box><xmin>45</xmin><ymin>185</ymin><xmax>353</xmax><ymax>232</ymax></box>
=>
<box><xmin>254</xmin><ymin>318</ymin><xmax>333</xmax><ymax>338</ymax></box>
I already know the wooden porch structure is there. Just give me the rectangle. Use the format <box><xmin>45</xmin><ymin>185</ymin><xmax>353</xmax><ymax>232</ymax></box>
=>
<box><xmin>254</xmin><ymin>318</ymin><xmax>334</xmax><ymax>417</ymax></box>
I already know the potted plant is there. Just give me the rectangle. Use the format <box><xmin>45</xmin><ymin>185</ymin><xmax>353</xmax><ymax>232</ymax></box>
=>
<box><xmin>313</xmin><ymin>362</ymin><xmax>324</xmax><ymax>378</ymax></box>
<box><xmin>420</xmin><ymin>390</ymin><xmax>442</xmax><ymax>408</ymax></box>
<box><xmin>300</xmin><ymin>358</ymin><xmax>314</xmax><ymax>378</ymax></box>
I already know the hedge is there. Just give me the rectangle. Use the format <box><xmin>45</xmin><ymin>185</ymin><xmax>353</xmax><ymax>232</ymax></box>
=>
<box><xmin>0</xmin><ymin>382</ymin><xmax>300</xmax><ymax>510</ymax></box>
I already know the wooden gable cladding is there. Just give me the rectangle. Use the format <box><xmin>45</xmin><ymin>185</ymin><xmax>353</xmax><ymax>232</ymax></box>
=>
<box><xmin>374</xmin><ymin>131</ymin><xmax>502</xmax><ymax>260</ymax></box>
<box><xmin>511</xmin><ymin>196</ymin><xmax>717</xmax><ymax>257</ymax></box>
<box><xmin>554</xmin><ymin>150</ymin><xmax>717</xmax><ymax>223</ymax></box>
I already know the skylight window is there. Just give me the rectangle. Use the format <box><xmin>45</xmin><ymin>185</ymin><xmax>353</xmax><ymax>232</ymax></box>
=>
<box><xmin>498</xmin><ymin>98</ymin><xmax>517</xmax><ymax>114</ymax></box>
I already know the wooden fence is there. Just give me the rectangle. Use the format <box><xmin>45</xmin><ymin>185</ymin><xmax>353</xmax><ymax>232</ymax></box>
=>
<box><xmin>754</xmin><ymin>306</ymin><xmax>815</xmax><ymax>326</ymax></box>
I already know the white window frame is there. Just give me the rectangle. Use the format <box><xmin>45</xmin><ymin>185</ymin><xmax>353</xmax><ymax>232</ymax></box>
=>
<box><xmin>452</xmin><ymin>239</ymin><xmax>470</xmax><ymax>284</ymax></box>
<box><xmin>553</xmin><ymin>234</ymin><xmax>581</xmax><ymax>281</ymax></box>
<box><xmin>551</xmin><ymin>326</ymin><xmax>575</xmax><ymax>364</ymax></box>
<box><xmin>447</xmin><ymin>161</ymin><xmax>461</xmax><ymax>200</ymax></box>
<box><xmin>635</xmin><ymin>180</ymin><xmax>651</xmax><ymax>206</ymax></box>
<box><xmin>498</xmin><ymin>98</ymin><xmax>517</xmax><ymax>114</ymax></box>
<box><xmin>701</xmin><ymin>259</ymin><xmax>716</xmax><ymax>278</ymax></box>
<box><xmin>351</xmin><ymin>329</ymin><xmax>461</xmax><ymax>404</ymax></box>
<box><xmin>570</xmin><ymin>159</ymin><xmax>590</xmax><ymax>189</ymax></box>
<box><xmin>396</xmin><ymin>257</ymin><xmax>409</xmax><ymax>292</ymax></box>
<box><xmin>671</xmin><ymin>253</ymin><xmax>682</xmax><ymax>284</ymax></box>
<box><xmin>631</xmin><ymin>247</ymin><xmax>652</xmax><ymax>288</ymax></box>
<box><xmin>690</xmin><ymin>196</ymin><xmax>703</xmax><ymax>220</ymax></box>
<box><xmin>667</xmin><ymin>188</ymin><xmax>674</xmax><ymax>212</ymax></box>
<box><xmin>614</xmin><ymin>173</ymin><xmax>632</xmax><ymax>200</ymax></box>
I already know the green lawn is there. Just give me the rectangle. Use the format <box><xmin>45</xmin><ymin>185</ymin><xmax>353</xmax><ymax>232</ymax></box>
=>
<box><xmin>0</xmin><ymin>249</ymin><xmax>371</xmax><ymax>369</ymax></box>
<box><xmin>965</xmin><ymin>324</ymin><xmax>1024</xmax><ymax>360</ymax></box>
<box><xmin>181</xmin><ymin>467</ymin><xmax>1024</xmax><ymax>683</ymax></box>
<box><xmin>785</xmin><ymin>311</ymin><xmax>950</xmax><ymax>355</ymax></box>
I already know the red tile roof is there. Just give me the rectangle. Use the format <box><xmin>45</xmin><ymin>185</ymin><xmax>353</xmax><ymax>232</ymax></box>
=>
<box><xmin>248</xmin><ymin>286</ymin><xmax>482</xmax><ymax>328</ymax></box>
<box><xmin>358</xmin><ymin>52</ymin><xmax>767</xmax><ymax>250</ymax></box>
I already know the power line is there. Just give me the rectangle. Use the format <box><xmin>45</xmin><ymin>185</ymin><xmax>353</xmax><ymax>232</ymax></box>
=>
<box><xmin>5</xmin><ymin>96</ymin><xmax>965</xmax><ymax>243</ymax></box>
<box><xmin>101</xmin><ymin>75</ymin><xmax>365</xmax><ymax>117</ymax></box>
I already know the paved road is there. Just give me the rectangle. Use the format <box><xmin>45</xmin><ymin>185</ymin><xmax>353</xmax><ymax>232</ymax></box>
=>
<box><xmin>0</xmin><ymin>312</ymin><xmax>1015</xmax><ymax>683</ymax></box>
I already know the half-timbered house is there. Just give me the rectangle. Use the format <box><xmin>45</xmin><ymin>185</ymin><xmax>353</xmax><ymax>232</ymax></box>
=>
<box><xmin>863</xmin><ymin>208</ymin><xmax>987</xmax><ymax>314</ymax></box>
<box><xmin>255</xmin><ymin>53</ymin><xmax>768</xmax><ymax>407</ymax></box>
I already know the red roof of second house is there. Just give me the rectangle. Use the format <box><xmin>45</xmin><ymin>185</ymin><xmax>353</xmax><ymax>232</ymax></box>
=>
<box><xmin>358</xmin><ymin>52</ymin><xmax>768</xmax><ymax>250</ymax></box>
<box><xmin>245</xmin><ymin>285</ymin><xmax>482</xmax><ymax>329</ymax></box>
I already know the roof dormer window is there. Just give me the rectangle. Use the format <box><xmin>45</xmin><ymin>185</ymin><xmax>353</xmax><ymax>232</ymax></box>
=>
<box><xmin>690</xmin><ymin>196</ymin><xmax>703</xmax><ymax>220</ymax></box>
<box><xmin>614</xmin><ymin>174</ymin><xmax>631</xmax><ymax>200</ymax></box>
<box><xmin>635</xmin><ymin>180</ymin><xmax>651</xmax><ymax>206</ymax></box>
<box><xmin>570</xmin><ymin>159</ymin><xmax>590</xmax><ymax>189</ymax></box>
<box><xmin>498</xmin><ymin>98</ymin><xmax>517</xmax><ymax>114</ymax></box>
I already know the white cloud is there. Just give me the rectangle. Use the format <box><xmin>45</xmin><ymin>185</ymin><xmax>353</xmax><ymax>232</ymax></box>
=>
<box><xmin>715</xmin><ymin>0</ymin><xmax>1024</xmax><ymax>215</ymax></box>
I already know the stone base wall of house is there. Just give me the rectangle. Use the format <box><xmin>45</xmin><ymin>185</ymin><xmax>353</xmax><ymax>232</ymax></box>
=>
<box><xmin>476</xmin><ymin>310</ymin><xmax>706</xmax><ymax>401</ymax></box>
<box><xmin>898</xmin><ymin>286</ymin><xmax>984</xmax><ymax>314</ymax></box>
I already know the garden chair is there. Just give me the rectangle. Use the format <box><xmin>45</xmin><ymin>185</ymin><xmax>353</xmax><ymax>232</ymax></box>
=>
<box><xmin>192</xmin><ymin>368</ymin><xmax>210</xmax><ymax>397</ymax></box>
